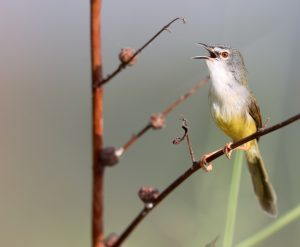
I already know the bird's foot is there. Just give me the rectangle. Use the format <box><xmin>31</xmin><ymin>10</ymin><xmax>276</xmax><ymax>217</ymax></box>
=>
<box><xmin>199</xmin><ymin>154</ymin><xmax>213</xmax><ymax>172</ymax></box>
<box><xmin>224</xmin><ymin>142</ymin><xmax>250</xmax><ymax>159</ymax></box>
<box><xmin>223</xmin><ymin>143</ymin><xmax>233</xmax><ymax>159</ymax></box>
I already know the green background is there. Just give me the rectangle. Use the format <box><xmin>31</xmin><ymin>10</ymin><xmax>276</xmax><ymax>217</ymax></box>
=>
<box><xmin>1</xmin><ymin>0</ymin><xmax>300</xmax><ymax>246</ymax></box>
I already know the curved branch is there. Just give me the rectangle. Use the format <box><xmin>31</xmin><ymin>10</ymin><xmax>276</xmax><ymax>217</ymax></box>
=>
<box><xmin>117</xmin><ymin>77</ymin><xmax>209</xmax><ymax>155</ymax></box>
<box><xmin>112</xmin><ymin>113</ymin><xmax>300</xmax><ymax>247</ymax></box>
<box><xmin>96</xmin><ymin>17</ymin><xmax>186</xmax><ymax>87</ymax></box>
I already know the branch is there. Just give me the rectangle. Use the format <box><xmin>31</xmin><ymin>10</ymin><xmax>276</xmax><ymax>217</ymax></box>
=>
<box><xmin>90</xmin><ymin>1</ymin><xmax>105</xmax><ymax>247</ymax></box>
<box><xmin>172</xmin><ymin>117</ymin><xmax>196</xmax><ymax>163</ymax></box>
<box><xmin>116</xmin><ymin>76</ymin><xmax>209</xmax><ymax>157</ymax></box>
<box><xmin>95</xmin><ymin>17</ymin><xmax>186</xmax><ymax>88</ymax></box>
<box><xmin>161</xmin><ymin>76</ymin><xmax>209</xmax><ymax>116</ymax></box>
<box><xmin>111</xmin><ymin>113</ymin><xmax>300</xmax><ymax>247</ymax></box>
<box><xmin>207</xmin><ymin>113</ymin><xmax>300</xmax><ymax>164</ymax></box>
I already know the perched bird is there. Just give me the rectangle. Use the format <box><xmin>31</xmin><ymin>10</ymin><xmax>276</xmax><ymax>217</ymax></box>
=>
<box><xmin>193</xmin><ymin>43</ymin><xmax>277</xmax><ymax>216</ymax></box>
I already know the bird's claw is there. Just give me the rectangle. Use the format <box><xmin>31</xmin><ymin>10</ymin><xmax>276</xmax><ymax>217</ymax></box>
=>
<box><xmin>199</xmin><ymin>155</ymin><xmax>213</xmax><ymax>172</ymax></box>
<box><xmin>223</xmin><ymin>143</ymin><xmax>233</xmax><ymax>159</ymax></box>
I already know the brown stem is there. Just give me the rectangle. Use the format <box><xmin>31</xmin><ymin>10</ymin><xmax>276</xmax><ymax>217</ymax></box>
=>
<box><xmin>112</xmin><ymin>113</ymin><xmax>300</xmax><ymax>247</ymax></box>
<box><xmin>162</xmin><ymin>76</ymin><xmax>209</xmax><ymax>116</ymax></box>
<box><xmin>207</xmin><ymin>113</ymin><xmax>300</xmax><ymax>163</ymax></box>
<box><xmin>186</xmin><ymin>133</ymin><xmax>195</xmax><ymax>163</ymax></box>
<box><xmin>118</xmin><ymin>77</ymin><xmax>209</xmax><ymax>155</ymax></box>
<box><xmin>91</xmin><ymin>1</ymin><xmax>104</xmax><ymax>247</ymax></box>
<box><xmin>172</xmin><ymin>117</ymin><xmax>196</xmax><ymax>162</ymax></box>
<box><xmin>96</xmin><ymin>17</ymin><xmax>186</xmax><ymax>87</ymax></box>
<box><xmin>122</xmin><ymin>124</ymin><xmax>152</xmax><ymax>153</ymax></box>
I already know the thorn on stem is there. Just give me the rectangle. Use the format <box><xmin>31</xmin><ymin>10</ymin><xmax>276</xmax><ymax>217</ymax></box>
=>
<box><xmin>150</xmin><ymin>113</ymin><xmax>166</xmax><ymax>129</ymax></box>
<box><xmin>100</xmin><ymin>147</ymin><xmax>119</xmax><ymax>167</ymax></box>
<box><xmin>138</xmin><ymin>186</ymin><xmax>160</xmax><ymax>207</ymax></box>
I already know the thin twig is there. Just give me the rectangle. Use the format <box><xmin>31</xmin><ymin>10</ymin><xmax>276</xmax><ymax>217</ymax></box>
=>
<box><xmin>172</xmin><ymin>117</ymin><xmax>188</xmax><ymax>145</ymax></box>
<box><xmin>172</xmin><ymin>117</ymin><xmax>196</xmax><ymax>162</ymax></box>
<box><xmin>162</xmin><ymin>76</ymin><xmax>210</xmax><ymax>116</ymax></box>
<box><xmin>96</xmin><ymin>17</ymin><xmax>186</xmax><ymax>87</ymax></box>
<box><xmin>118</xmin><ymin>77</ymin><xmax>209</xmax><ymax>155</ymax></box>
<box><xmin>181</xmin><ymin>118</ymin><xmax>196</xmax><ymax>162</ymax></box>
<box><xmin>91</xmin><ymin>1</ymin><xmax>105</xmax><ymax>247</ymax></box>
<box><xmin>112</xmin><ymin>113</ymin><xmax>300</xmax><ymax>247</ymax></box>
<box><xmin>214</xmin><ymin>113</ymin><xmax>300</xmax><ymax>163</ymax></box>
<box><xmin>186</xmin><ymin>130</ymin><xmax>196</xmax><ymax>163</ymax></box>
<box><xmin>122</xmin><ymin>124</ymin><xmax>152</xmax><ymax>153</ymax></box>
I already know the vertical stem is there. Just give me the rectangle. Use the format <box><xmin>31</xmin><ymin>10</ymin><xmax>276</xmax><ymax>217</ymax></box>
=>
<box><xmin>91</xmin><ymin>1</ymin><xmax>104</xmax><ymax>247</ymax></box>
<box><xmin>223</xmin><ymin>150</ymin><xmax>243</xmax><ymax>247</ymax></box>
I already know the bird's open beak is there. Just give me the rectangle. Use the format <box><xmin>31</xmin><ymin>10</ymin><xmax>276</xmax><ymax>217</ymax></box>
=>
<box><xmin>192</xmin><ymin>43</ymin><xmax>217</xmax><ymax>60</ymax></box>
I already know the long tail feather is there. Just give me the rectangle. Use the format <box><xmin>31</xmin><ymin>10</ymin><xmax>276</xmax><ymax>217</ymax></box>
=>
<box><xmin>245</xmin><ymin>140</ymin><xmax>277</xmax><ymax>217</ymax></box>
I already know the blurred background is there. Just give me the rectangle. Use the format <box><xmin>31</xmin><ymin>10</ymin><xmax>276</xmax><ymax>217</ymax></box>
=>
<box><xmin>1</xmin><ymin>0</ymin><xmax>300</xmax><ymax>246</ymax></box>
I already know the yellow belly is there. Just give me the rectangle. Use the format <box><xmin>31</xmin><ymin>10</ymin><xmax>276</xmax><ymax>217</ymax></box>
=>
<box><xmin>214</xmin><ymin>112</ymin><xmax>257</xmax><ymax>144</ymax></box>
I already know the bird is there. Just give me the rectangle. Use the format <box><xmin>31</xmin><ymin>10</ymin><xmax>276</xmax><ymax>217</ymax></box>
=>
<box><xmin>193</xmin><ymin>43</ymin><xmax>277</xmax><ymax>216</ymax></box>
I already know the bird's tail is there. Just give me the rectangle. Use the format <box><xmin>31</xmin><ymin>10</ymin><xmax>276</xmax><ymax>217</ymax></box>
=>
<box><xmin>245</xmin><ymin>140</ymin><xmax>277</xmax><ymax>217</ymax></box>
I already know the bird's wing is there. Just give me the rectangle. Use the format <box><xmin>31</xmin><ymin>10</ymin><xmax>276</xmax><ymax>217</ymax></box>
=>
<box><xmin>248</xmin><ymin>93</ymin><xmax>263</xmax><ymax>131</ymax></box>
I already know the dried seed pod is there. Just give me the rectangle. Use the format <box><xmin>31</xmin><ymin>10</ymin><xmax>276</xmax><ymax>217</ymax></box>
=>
<box><xmin>100</xmin><ymin>147</ymin><xmax>119</xmax><ymax>167</ymax></box>
<box><xmin>138</xmin><ymin>186</ymin><xmax>160</xmax><ymax>207</ymax></box>
<box><xmin>119</xmin><ymin>47</ymin><xmax>137</xmax><ymax>66</ymax></box>
<box><xmin>150</xmin><ymin>113</ymin><xmax>165</xmax><ymax>129</ymax></box>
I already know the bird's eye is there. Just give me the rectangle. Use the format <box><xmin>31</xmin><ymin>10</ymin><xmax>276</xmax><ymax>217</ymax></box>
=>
<box><xmin>221</xmin><ymin>51</ymin><xmax>229</xmax><ymax>59</ymax></box>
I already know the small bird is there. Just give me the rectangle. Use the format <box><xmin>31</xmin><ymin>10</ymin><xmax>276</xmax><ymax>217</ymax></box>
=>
<box><xmin>193</xmin><ymin>43</ymin><xmax>277</xmax><ymax>216</ymax></box>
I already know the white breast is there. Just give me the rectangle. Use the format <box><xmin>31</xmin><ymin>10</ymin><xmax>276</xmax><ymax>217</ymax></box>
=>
<box><xmin>207</xmin><ymin>60</ymin><xmax>250</xmax><ymax>121</ymax></box>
